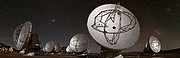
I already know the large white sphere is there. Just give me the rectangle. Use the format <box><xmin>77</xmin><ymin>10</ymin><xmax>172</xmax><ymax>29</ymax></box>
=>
<box><xmin>54</xmin><ymin>43</ymin><xmax>62</xmax><ymax>52</ymax></box>
<box><xmin>87</xmin><ymin>4</ymin><xmax>140</xmax><ymax>50</ymax></box>
<box><xmin>43</xmin><ymin>41</ymin><xmax>54</xmax><ymax>53</ymax></box>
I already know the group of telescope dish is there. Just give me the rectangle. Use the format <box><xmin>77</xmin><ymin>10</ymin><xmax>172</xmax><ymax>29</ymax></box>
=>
<box><xmin>2</xmin><ymin>2</ymin><xmax>162</xmax><ymax>58</ymax></box>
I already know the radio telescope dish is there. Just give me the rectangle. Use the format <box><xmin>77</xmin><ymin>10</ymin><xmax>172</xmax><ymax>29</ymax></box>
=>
<box><xmin>66</xmin><ymin>45</ymin><xmax>73</xmax><ymax>53</ymax></box>
<box><xmin>87</xmin><ymin>3</ymin><xmax>140</xmax><ymax>50</ymax></box>
<box><xmin>13</xmin><ymin>21</ymin><xmax>32</xmax><ymax>50</ymax></box>
<box><xmin>149</xmin><ymin>36</ymin><xmax>161</xmax><ymax>53</ymax></box>
<box><xmin>69</xmin><ymin>34</ymin><xmax>89</xmax><ymax>52</ymax></box>
<box><xmin>54</xmin><ymin>43</ymin><xmax>62</xmax><ymax>52</ymax></box>
<box><xmin>43</xmin><ymin>41</ymin><xmax>54</xmax><ymax>53</ymax></box>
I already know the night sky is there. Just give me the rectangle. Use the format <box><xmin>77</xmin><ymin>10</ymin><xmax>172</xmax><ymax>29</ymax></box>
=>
<box><xmin>0</xmin><ymin>0</ymin><xmax>179</xmax><ymax>53</ymax></box>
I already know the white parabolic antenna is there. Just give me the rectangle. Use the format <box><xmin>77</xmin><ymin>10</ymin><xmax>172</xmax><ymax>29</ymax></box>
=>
<box><xmin>87</xmin><ymin>3</ymin><xmax>140</xmax><ymax>50</ymax></box>
<box><xmin>54</xmin><ymin>43</ymin><xmax>62</xmax><ymax>52</ymax></box>
<box><xmin>66</xmin><ymin>45</ymin><xmax>73</xmax><ymax>53</ymax></box>
<box><xmin>43</xmin><ymin>41</ymin><xmax>55</xmax><ymax>53</ymax></box>
<box><xmin>69</xmin><ymin>34</ymin><xmax>89</xmax><ymax>52</ymax></box>
<box><xmin>13</xmin><ymin>21</ymin><xmax>32</xmax><ymax>50</ymax></box>
<box><xmin>149</xmin><ymin>36</ymin><xmax>161</xmax><ymax>53</ymax></box>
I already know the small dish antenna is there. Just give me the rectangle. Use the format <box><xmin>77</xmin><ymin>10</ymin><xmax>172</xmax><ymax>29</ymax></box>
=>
<box><xmin>54</xmin><ymin>43</ymin><xmax>62</xmax><ymax>52</ymax></box>
<box><xmin>69</xmin><ymin>34</ymin><xmax>89</xmax><ymax>52</ymax></box>
<box><xmin>66</xmin><ymin>45</ymin><xmax>73</xmax><ymax>53</ymax></box>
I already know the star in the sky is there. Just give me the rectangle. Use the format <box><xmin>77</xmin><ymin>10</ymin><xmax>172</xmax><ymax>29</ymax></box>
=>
<box><xmin>166</xmin><ymin>8</ymin><xmax>171</xmax><ymax>11</ymax></box>
<box><xmin>52</xmin><ymin>20</ymin><xmax>55</xmax><ymax>22</ymax></box>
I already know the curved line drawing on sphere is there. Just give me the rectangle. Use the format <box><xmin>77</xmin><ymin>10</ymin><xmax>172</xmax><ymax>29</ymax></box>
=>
<box><xmin>91</xmin><ymin>3</ymin><xmax>137</xmax><ymax>45</ymax></box>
